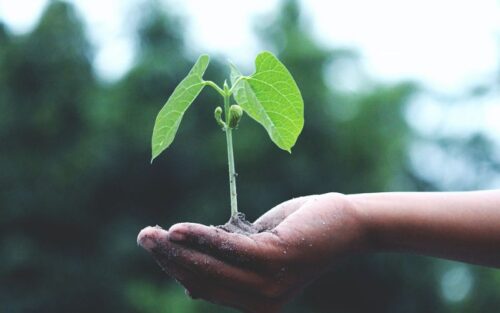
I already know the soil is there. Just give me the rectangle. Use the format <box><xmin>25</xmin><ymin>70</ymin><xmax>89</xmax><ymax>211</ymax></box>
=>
<box><xmin>217</xmin><ymin>212</ymin><xmax>263</xmax><ymax>235</ymax></box>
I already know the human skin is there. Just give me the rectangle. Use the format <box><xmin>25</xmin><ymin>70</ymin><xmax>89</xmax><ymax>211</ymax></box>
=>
<box><xmin>137</xmin><ymin>190</ymin><xmax>500</xmax><ymax>313</ymax></box>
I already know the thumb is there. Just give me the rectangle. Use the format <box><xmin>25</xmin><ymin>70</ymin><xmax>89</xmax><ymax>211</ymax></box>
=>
<box><xmin>253</xmin><ymin>196</ymin><xmax>312</xmax><ymax>231</ymax></box>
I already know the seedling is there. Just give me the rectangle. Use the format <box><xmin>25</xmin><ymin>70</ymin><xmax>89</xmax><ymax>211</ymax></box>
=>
<box><xmin>151</xmin><ymin>51</ymin><xmax>304</xmax><ymax>230</ymax></box>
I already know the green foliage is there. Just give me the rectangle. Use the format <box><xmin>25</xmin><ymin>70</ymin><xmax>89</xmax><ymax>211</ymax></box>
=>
<box><xmin>1</xmin><ymin>0</ymin><xmax>499</xmax><ymax>312</ymax></box>
<box><xmin>231</xmin><ymin>52</ymin><xmax>304</xmax><ymax>152</ymax></box>
<box><xmin>151</xmin><ymin>51</ymin><xmax>304</xmax><ymax>160</ymax></box>
<box><xmin>150</xmin><ymin>51</ymin><xmax>304</xmax><ymax>216</ymax></box>
<box><xmin>151</xmin><ymin>55</ymin><xmax>210</xmax><ymax>161</ymax></box>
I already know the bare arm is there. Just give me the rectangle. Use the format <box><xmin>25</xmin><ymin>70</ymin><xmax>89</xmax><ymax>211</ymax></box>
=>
<box><xmin>351</xmin><ymin>190</ymin><xmax>500</xmax><ymax>267</ymax></box>
<box><xmin>137</xmin><ymin>190</ymin><xmax>500</xmax><ymax>313</ymax></box>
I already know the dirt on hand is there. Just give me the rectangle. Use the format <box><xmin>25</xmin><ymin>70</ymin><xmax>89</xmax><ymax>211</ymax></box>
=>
<box><xmin>217</xmin><ymin>212</ymin><xmax>267</xmax><ymax>235</ymax></box>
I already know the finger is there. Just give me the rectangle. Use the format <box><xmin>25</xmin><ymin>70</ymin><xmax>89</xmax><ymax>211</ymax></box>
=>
<box><xmin>169</xmin><ymin>223</ymin><xmax>282</xmax><ymax>265</ymax></box>
<box><xmin>137</xmin><ymin>226</ymin><xmax>181</xmax><ymax>276</ymax></box>
<box><xmin>254</xmin><ymin>196</ymin><xmax>313</xmax><ymax>230</ymax></box>
<box><xmin>168</xmin><ymin>244</ymin><xmax>300</xmax><ymax>306</ymax></box>
<box><xmin>167</xmin><ymin>262</ymin><xmax>283</xmax><ymax>313</ymax></box>
<box><xmin>167</xmin><ymin>242</ymin><xmax>269</xmax><ymax>291</ymax></box>
<box><xmin>138</xmin><ymin>226</ymin><xmax>288</xmax><ymax>312</ymax></box>
<box><xmin>138</xmin><ymin>225</ymin><xmax>270</xmax><ymax>289</ymax></box>
<box><xmin>149</xmin><ymin>239</ymin><xmax>288</xmax><ymax>312</ymax></box>
<box><xmin>137</xmin><ymin>225</ymin><xmax>168</xmax><ymax>252</ymax></box>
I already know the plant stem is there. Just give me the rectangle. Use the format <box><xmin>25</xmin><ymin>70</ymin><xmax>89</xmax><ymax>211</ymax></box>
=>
<box><xmin>203</xmin><ymin>80</ymin><xmax>225</xmax><ymax>97</ymax></box>
<box><xmin>223</xmin><ymin>91</ymin><xmax>238</xmax><ymax>216</ymax></box>
<box><xmin>228</xmin><ymin>76</ymin><xmax>247</xmax><ymax>94</ymax></box>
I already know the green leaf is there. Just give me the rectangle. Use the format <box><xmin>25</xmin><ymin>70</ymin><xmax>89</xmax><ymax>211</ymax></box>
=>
<box><xmin>151</xmin><ymin>55</ymin><xmax>210</xmax><ymax>162</ymax></box>
<box><xmin>230</xmin><ymin>51</ymin><xmax>304</xmax><ymax>152</ymax></box>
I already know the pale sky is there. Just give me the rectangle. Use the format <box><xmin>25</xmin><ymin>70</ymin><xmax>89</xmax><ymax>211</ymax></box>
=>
<box><xmin>1</xmin><ymin>0</ymin><xmax>498</xmax><ymax>88</ymax></box>
<box><xmin>1</xmin><ymin>0</ymin><xmax>499</xmax><ymax>144</ymax></box>
<box><xmin>1</xmin><ymin>0</ymin><xmax>499</xmax><ymax>189</ymax></box>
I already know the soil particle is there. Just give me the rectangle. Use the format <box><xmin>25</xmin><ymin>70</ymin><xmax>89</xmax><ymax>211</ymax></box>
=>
<box><xmin>217</xmin><ymin>212</ymin><xmax>264</xmax><ymax>235</ymax></box>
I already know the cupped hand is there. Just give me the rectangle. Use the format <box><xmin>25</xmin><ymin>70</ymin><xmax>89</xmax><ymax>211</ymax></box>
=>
<box><xmin>137</xmin><ymin>193</ymin><xmax>367</xmax><ymax>313</ymax></box>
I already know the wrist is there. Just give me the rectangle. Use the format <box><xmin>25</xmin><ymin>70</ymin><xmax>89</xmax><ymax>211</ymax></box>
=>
<box><xmin>320</xmin><ymin>192</ymin><xmax>374</xmax><ymax>255</ymax></box>
<box><xmin>344</xmin><ymin>193</ymin><xmax>384</xmax><ymax>254</ymax></box>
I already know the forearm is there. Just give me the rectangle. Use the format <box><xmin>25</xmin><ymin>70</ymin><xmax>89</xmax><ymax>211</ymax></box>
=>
<box><xmin>348</xmin><ymin>190</ymin><xmax>500</xmax><ymax>267</ymax></box>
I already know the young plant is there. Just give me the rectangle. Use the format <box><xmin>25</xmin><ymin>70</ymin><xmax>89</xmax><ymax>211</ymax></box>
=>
<box><xmin>151</xmin><ymin>51</ymin><xmax>304</xmax><ymax>223</ymax></box>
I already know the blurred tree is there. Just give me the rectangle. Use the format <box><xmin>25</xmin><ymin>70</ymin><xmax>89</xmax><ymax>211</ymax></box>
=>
<box><xmin>0</xmin><ymin>21</ymin><xmax>8</xmax><ymax>44</ymax></box>
<box><xmin>0</xmin><ymin>1</ymin><xmax>106</xmax><ymax>312</ymax></box>
<box><xmin>1</xmin><ymin>0</ymin><xmax>498</xmax><ymax>312</ymax></box>
<box><xmin>245</xmin><ymin>0</ymin><xmax>416</xmax><ymax>210</ymax></box>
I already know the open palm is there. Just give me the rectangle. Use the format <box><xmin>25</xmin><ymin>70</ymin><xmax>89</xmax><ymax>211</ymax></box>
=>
<box><xmin>137</xmin><ymin>193</ymin><xmax>365</xmax><ymax>313</ymax></box>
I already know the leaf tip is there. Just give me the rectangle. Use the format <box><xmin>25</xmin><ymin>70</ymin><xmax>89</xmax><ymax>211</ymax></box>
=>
<box><xmin>276</xmin><ymin>142</ymin><xmax>293</xmax><ymax>154</ymax></box>
<box><xmin>195</xmin><ymin>54</ymin><xmax>210</xmax><ymax>71</ymax></box>
<box><xmin>151</xmin><ymin>147</ymin><xmax>162</xmax><ymax>164</ymax></box>
<box><xmin>150</xmin><ymin>154</ymin><xmax>157</xmax><ymax>164</ymax></box>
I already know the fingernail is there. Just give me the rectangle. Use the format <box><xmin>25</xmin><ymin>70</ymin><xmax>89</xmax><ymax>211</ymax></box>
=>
<box><xmin>169</xmin><ymin>229</ymin><xmax>186</xmax><ymax>242</ymax></box>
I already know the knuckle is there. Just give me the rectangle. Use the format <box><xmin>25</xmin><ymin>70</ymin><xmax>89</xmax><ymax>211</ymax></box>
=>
<box><xmin>321</xmin><ymin>192</ymin><xmax>346</xmax><ymax>202</ymax></box>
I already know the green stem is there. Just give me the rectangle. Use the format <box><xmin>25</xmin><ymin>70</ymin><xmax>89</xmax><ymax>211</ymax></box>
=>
<box><xmin>228</xmin><ymin>76</ymin><xmax>247</xmax><ymax>94</ymax></box>
<box><xmin>223</xmin><ymin>91</ymin><xmax>238</xmax><ymax>216</ymax></box>
<box><xmin>203</xmin><ymin>80</ymin><xmax>225</xmax><ymax>97</ymax></box>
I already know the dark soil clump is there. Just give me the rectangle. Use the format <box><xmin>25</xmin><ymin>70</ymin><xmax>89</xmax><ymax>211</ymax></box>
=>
<box><xmin>218</xmin><ymin>212</ymin><xmax>262</xmax><ymax>235</ymax></box>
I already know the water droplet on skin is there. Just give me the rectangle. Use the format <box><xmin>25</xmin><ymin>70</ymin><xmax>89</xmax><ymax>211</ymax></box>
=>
<box><xmin>301</xmin><ymin>237</ymin><xmax>305</xmax><ymax>241</ymax></box>
<box><xmin>322</xmin><ymin>221</ymin><xmax>326</xmax><ymax>225</ymax></box>
<box><xmin>283</xmin><ymin>250</ymin><xmax>287</xmax><ymax>254</ymax></box>
<box><xmin>309</xmin><ymin>243</ymin><xmax>313</xmax><ymax>247</ymax></box>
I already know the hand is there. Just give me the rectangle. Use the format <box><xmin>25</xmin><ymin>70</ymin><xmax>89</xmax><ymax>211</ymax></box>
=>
<box><xmin>137</xmin><ymin>193</ymin><xmax>367</xmax><ymax>313</ymax></box>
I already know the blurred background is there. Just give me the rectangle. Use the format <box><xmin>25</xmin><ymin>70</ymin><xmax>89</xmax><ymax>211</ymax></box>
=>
<box><xmin>1</xmin><ymin>0</ymin><xmax>499</xmax><ymax>312</ymax></box>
